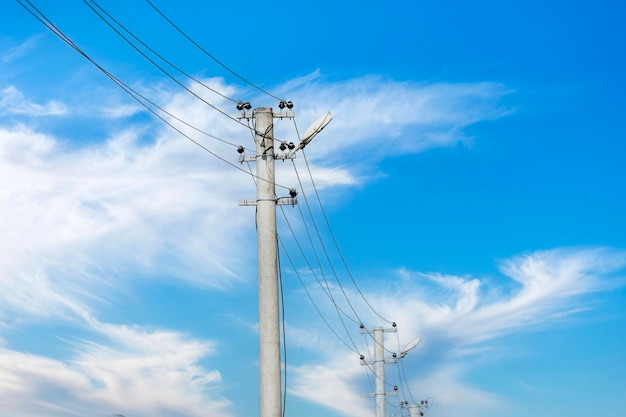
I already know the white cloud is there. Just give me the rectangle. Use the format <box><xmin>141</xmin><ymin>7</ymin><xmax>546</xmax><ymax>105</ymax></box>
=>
<box><xmin>0</xmin><ymin>36</ymin><xmax>41</xmax><ymax>64</ymax></box>
<box><xmin>0</xmin><ymin>319</ymin><xmax>231</xmax><ymax>417</ymax></box>
<box><xmin>289</xmin><ymin>352</ymin><xmax>371</xmax><ymax>417</ymax></box>
<box><xmin>0</xmin><ymin>86</ymin><xmax>67</xmax><ymax>116</ymax></box>
<box><xmin>278</xmin><ymin>73</ymin><xmax>511</xmax><ymax>161</ymax></box>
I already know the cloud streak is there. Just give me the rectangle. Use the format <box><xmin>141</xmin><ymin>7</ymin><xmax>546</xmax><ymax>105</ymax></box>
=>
<box><xmin>0</xmin><ymin>86</ymin><xmax>67</xmax><ymax>116</ymax></box>
<box><xmin>0</xmin><ymin>319</ymin><xmax>230</xmax><ymax>417</ymax></box>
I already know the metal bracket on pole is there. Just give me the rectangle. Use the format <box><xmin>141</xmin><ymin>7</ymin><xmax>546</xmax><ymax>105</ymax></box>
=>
<box><xmin>361</xmin><ymin>391</ymin><xmax>399</xmax><ymax>398</ymax></box>
<box><xmin>235</xmin><ymin>109</ymin><xmax>294</xmax><ymax>120</ymax></box>
<box><xmin>239</xmin><ymin>198</ymin><xmax>298</xmax><ymax>206</ymax></box>
<box><xmin>238</xmin><ymin>153</ymin><xmax>296</xmax><ymax>163</ymax></box>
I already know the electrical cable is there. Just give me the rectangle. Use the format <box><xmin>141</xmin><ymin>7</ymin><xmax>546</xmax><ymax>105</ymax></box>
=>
<box><xmin>145</xmin><ymin>0</ymin><xmax>284</xmax><ymax>102</ymax></box>
<box><xmin>82</xmin><ymin>0</ymin><xmax>248</xmax><ymax>128</ymax></box>
<box><xmin>85</xmin><ymin>0</ymin><xmax>238</xmax><ymax>103</ymax></box>
<box><xmin>289</xmin><ymin>158</ymin><xmax>363</xmax><ymax>324</ymax></box>
<box><xmin>278</xmin><ymin>206</ymin><xmax>361</xmax><ymax>353</ymax></box>
<box><xmin>277</xmin><ymin>233</ymin><xmax>360</xmax><ymax>355</ymax></box>
<box><xmin>290</xmin><ymin>115</ymin><xmax>392</xmax><ymax>326</ymax></box>
<box><xmin>16</xmin><ymin>0</ymin><xmax>291</xmax><ymax>191</ymax></box>
<box><xmin>300</xmin><ymin>148</ymin><xmax>393</xmax><ymax>325</ymax></box>
<box><xmin>293</xmin><ymin>197</ymin><xmax>358</xmax><ymax>324</ymax></box>
<box><xmin>277</xmin><ymin>241</ymin><xmax>287</xmax><ymax>417</ymax></box>
<box><xmin>290</xmin><ymin>112</ymin><xmax>392</xmax><ymax>326</ymax></box>
<box><xmin>395</xmin><ymin>332</ymin><xmax>418</xmax><ymax>405</ymax></box>
<box><xmin>290</xmin><ymin>155</ymin><xmax>399</xmax><ymax>357</ymax></box>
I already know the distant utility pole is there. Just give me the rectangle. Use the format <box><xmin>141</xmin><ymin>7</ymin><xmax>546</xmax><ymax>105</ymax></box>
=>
<box><xmin>361</xmin><ymin>325</ymin><xmax>399</xmax><ymax>417</ymax></box>
<box><xmin>238</xmin><ymin>104</ymin><xmax>332</xmax><ymax>417</ymax></box>
<box><xmin>401</xmin><ymin>399</ymin><xmax>431</xmax><ymax>417</ymax></box>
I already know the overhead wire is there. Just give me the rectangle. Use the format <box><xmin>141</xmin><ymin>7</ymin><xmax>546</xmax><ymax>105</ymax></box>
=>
<box><xmin>16</xmin><ymin>0</ymin><xmax>292</xmax><ymax>190</ymax></box>
<box><xmin>287</xmin><ymin>116</ymin><xmax>414</xmax><ymax>391</ymax></box>
<box><xmin>277</xmin><ymin>232</ymin><xmax>360</xmax><ymax>355</ymax></box>
<box><xmin>290</xmin><ymin>114</ymin><xmax>393</xmax><ymax>326</ymax></box>
<box><xmin>289</xmin><ymin>157</ymin><xmax>364</xmax><ymax>324</ymax></box>
<box><xmin>277</xmin><ymin>242</ymin><xmax>287</xmax><ymax>417</ymax></box>
<box><xmin>290</xmin><ymin>153</ymin><xmax>399</xmax><ymax>356</ymax></box>
<box><xmin>81</xmin><ymin>0</ymin><xmax>249</xmax><ymax>128</ymax></box>
<box><xmin>395</xmin><ymin>332</ymin><xmax>418</xmax><ymax>405</ymax></box>
<box><xmin>292</xmin><ymin>193</ymin><xmax>359</xmax><ymax>324</ymax></box>
<box><xmin>145</xmin><ymin>0</ymin><xmax>284</xmax><ymax>102</ymax></box>
<box><xmin>278</xmin><ymin>206</ymin><xmax>361</xmax><ymax>354</ymax></box>
<box><xmin>85</xmin><ymin>0</ymin><xmax>238</xmax><ymax>104</ymax></box>
<box><xmin>300</xmin><ymin>148</ymin><xmax>393</xmax><ymax>325</ymax></box>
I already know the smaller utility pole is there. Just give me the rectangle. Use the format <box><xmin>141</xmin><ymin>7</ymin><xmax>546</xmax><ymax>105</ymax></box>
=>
<box><xmin>401</xmin><ymin>399</ymin><xmax>431</xmax><ymax>417</ymax></box>
<box><xmin>361</xmin><ymin>324</ymin><xmax>399</xmax><ymax>417</ymax></box>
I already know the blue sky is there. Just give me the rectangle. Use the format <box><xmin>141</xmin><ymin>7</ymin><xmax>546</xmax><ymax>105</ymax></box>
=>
<box><xmin>1</xmin><ymin>1</ymin><xmax>625</xmax><ymax>417</ymax></box>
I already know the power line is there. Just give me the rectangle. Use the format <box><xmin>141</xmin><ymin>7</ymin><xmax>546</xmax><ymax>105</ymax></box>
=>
<box><xmin>81</xmin><ymin>0</ymin><xmax>247</xmax><ymax>128</ymax></box>
<box><xmin>289</xmin><ymin>158</ymin><xmax>365</xmax><ymax>324</ymax></box>
<box><xmin>301</xmin><ymin>148</ymin><xmax>393</xmax><ymax>325</ymax></box>
<box><xmin>288</xmin><ymin>114</ymin><xmax>392</xmax><ymax>325</ymax></box>
<box><xmin>85</xmin><ymin>0</ymin><xmax>239</xmax><ymax>104</ymax></box>
<box><xmin>278</xmin><ymin>206</ymin><xmax>361</xmax><ymax>354</ymax></box>
<box><xmin>16</xmin><ymin>0</ymin><xmax>291</xmax><ymax>191</ymax></box>
<box><xmin>145</xmin><ymin>0</ymin><xmax>284</xmax><ymax>102</ymax></box>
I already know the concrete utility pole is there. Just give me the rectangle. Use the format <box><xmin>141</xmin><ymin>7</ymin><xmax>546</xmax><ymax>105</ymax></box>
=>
<box><xmin>361</xmin><ymin>325</ymin><xmax>399</xmax><ymax>417</ymax></box>
<box><xmin>239</xmin><ymin>104</ymin><xmax>331</xmax><ymax>417</ymax></box>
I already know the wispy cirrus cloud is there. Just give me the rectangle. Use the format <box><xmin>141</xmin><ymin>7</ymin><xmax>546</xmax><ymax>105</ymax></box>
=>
<box><xmin>0</xmin><ymin>36</ymin><xmax>42</xmax><ymax>65</ymax></box>
<box><xmin>0</xmin><ymin>318</ymin><xmax>230</xmax><ymax>417</ymax></box>
<box><xmin>0</xmin><ymin>85</ymin><xmax>67</xmax><ymax>116</ymax></box>
<box><xmin>286</xmin><ymin>247</ymin><xmax>626</xmax><ymax>417</ymax></box>
<box><xmin>274</xmin><ymin>72</ymin><xmax>511</xmax><ymax>161</ymax></box>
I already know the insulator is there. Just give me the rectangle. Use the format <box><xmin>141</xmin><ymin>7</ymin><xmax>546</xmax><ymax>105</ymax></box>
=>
<box><xmin>278</xmin><ymin>100</ymin><xmax>286</xmax><ymax>109</ymax></box>
<box><xmin>287</xmin><ymin>142</ymin><xmax>295</xmax><ymax>150</ymax></box>
<box><xmin>286</xmin><ymin>100</ymin><xmax>293</xmax><ymax>109</ymax></box>
<box><xmin>244</xmin><ymin>102</ymin><xmax>252</xmax><ymax>110</ymax></box>
<box><xmin>359</xmin><ymin>323</ymin><xmax>364</xmax><ymax>329</ymax></box>
<box><xmin>289</xmin><ymin>188</ymin><xmax>297</xmax><ymax>198</ymax></box>
<box><xmin>359</xmin><ymin>354</ymin><xmax>365</xmax><ymax>360</ymax></box>
<box><xmin>237</xmin><ymin>146</ymin><xmax>245</xmax><ymax>154</ymax></box>
<box><xmin>236</xmin><ymin>101</ymin><xmax>245</xmax><ymax>110</ymax></box>
<box><xmin>393</xmin><ymin>385</ymin><xmax>398</xmax><ymax>391</ymax></box>
<box><xmin>392</xmin><ymin>322</ymin><xmax>397</xmax><ymax>327</ymax></box>
<box><xmin>421</xmin><ymin>401</ymin><xmax>425</xmax><ymax>405</ymax></box>
<box><xmin>392</xmin><ymin>352</ymin><xmax>397</xmax><ymax>358</ymax></box>
<box><xmin>279</xmin><ymin>142</ymin><xmax>287</xmax><ymax>151</ymax></box>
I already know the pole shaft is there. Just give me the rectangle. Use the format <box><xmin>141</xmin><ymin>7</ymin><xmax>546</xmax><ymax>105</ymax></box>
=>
<box><xmin>375</xmin><ymin>327</ymin><xmax>385</xmax><ymax>417</ymax></box>
<box><xmin>255</xmin><ymin>108</ymin><xmax>282</xmax><ymax>417</ymax></box>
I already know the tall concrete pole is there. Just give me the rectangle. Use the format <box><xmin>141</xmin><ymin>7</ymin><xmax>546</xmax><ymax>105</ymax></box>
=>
<box><xmin>254</xmin><ymin>107</ymin><xmax>282</xmax><ymax>417</ymax></box>
<box><xmin>361</xmin><ymin>325</ymin><xmax>398</xmax><ymax>417</ymax></box>
<box><xmin>374</xmin><ymin>327</ymin><xmax>386</xmax><ymax>417</ymax></box>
